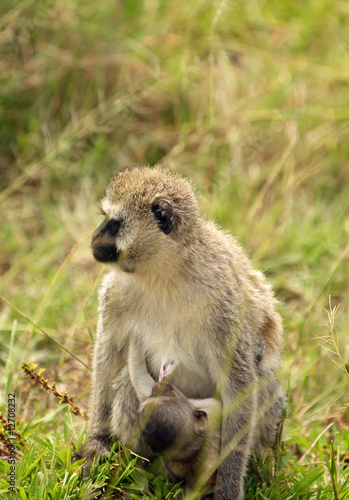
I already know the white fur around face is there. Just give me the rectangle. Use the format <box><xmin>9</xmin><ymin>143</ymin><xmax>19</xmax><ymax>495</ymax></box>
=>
<box><xmin>101</xmin><ymin>199</ymin><xmax>122</xmax><ymax>218</ymax></box>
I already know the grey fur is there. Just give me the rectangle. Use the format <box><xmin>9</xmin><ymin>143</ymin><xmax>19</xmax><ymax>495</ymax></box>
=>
<box><xmin>82</xmin><ymin>167</ymin><xmax>285</xmax><ymax>499</ymax></box>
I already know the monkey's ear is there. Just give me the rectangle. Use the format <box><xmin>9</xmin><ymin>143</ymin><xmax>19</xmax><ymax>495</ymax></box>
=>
<box><xmin>194</xmin><ymin>410</ymin><xmax>207</xmax><ymax>420</ymax></box>
<box><xmin>193</xmin><ymin>410</ymin><xmax>208</xmax><ymax>436</ymax></box>
<box><xmin>151</xmin><ymin>197</ymin><xmax>175</xmax><ymax>234</ymax></box>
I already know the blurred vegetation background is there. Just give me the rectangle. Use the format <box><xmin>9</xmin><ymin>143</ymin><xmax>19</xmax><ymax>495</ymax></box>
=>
<box><xmin>0</xmin><ymin>0</ymin><xmax>349</xmax><ymax>498</ymax></box>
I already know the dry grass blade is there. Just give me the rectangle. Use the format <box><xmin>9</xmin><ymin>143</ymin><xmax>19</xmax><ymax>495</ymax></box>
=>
<box><xmin>20</xmin><ymin>362</ymin><xmax>88</xmax><ymax>420</ymax></box>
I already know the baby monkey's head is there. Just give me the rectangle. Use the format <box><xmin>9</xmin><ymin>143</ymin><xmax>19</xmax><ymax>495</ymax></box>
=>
<box><xmin>141</xmin><ymin>381</ymin><xmax>207</xmax><ymax>461</ymax></box>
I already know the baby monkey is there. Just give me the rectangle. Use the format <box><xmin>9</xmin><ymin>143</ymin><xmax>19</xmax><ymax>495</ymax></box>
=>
<box><xmin>141</xmin><ymin>338</ymin><xmax>266</xmax><ymax>494</ymax></box>
<box><xmin>141</xmin><ymin>380</ymin><xmax>221</xmax><ymax>493</ymax></box>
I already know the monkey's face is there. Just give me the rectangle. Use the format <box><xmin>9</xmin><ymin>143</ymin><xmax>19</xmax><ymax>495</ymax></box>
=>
<box><xmin>91</xmin><ymin>168</ymin><xmax>199</xmax><ymax>273</ymax></box>
<box><xmin>141</xmin><ymin>382</ymin><xmax>208</xmax><ymax>461</ymax></box>
<box><xmin>91</xmin><ymin>197</ymin><xmax>174</xmax><ymax>273</ymax></box>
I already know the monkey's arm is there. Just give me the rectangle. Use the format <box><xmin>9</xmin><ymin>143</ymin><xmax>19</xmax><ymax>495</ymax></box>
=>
<box><xmin>128</xmin><ymin>337</ymin><xmax>156</xmax><ymax>402</ymax></box>
<box><xmin>83</xmin><ymin>335</ymin><xmax>127</xmax><ymax>461</ymax></box>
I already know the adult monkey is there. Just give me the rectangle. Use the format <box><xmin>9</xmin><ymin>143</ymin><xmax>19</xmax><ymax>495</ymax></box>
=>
<box><xmin>82</xmin><ymin>167</ymin><xmax>285</xmax><ymax>500</ymax></box>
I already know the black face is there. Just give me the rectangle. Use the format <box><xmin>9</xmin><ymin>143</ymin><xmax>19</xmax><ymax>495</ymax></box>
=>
<box><xmin>91</xmin><ymin>218</ymin><xmax>121</xmax><ymax>263</ymax></box>
<box><xmin>92</xmin><ymin>244</ymin><xmax>119</xmax><ymax>263</ymax></box>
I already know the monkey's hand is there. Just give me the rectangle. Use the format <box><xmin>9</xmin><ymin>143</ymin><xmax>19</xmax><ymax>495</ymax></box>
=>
<box><xmin>80</xmin><ymin>435</ymin><xmax>111</xmax><ymax>477</ymax></box>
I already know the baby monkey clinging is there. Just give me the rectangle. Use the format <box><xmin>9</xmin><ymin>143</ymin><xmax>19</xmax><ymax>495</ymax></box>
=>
<box><xmin>142</xmin><ymin>380</ymin><xmax>221</xmax><ymax>493</ymax></box>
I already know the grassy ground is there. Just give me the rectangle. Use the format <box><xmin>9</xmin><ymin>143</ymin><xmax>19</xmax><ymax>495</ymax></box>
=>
<box><xmin>1</xmin><ymin>0</ymin><xmax>349</xmax><ymax>498</ymax></box>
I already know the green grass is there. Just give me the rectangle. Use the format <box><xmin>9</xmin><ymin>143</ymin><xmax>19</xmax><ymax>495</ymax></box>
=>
<box><xmin>1</xmin><ymin>0</ymin><xmax>349</xmax><ymax>498</ymax></box>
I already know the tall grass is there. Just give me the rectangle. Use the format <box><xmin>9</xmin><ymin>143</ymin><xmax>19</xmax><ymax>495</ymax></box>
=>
<box><xmin>1</xmin><ymin>0</ymin><xmax>348</xmax><ymax>498</ymax></box>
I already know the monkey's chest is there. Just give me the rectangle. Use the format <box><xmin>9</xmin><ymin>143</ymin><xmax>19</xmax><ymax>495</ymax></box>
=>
<box><xmin>130</xmin><ymin>292</ymin><xmax>214</xmax><ymax>398</ymax></box>
<box><xmin>171</xmin><ymin>366</ymin><xmax>215</xmax><ymax>399</ymax></box>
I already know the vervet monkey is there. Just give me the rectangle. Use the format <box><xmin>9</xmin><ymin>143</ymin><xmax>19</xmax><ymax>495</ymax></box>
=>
<box><xmin>141</xmin><ymin>381</ymin><xmax>221</xmax><ymax>493</ymax></box>
<box><xmin>82</xmin><ymin>167</ymin><xmax>285</xmax><ymax>500</ymax></box>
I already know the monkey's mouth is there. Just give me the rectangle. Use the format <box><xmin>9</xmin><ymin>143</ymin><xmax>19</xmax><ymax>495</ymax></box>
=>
<box><xmin>91</xmin><ymin>244</ymin><xmax>119</xmax><ymax>263</ymax></box>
